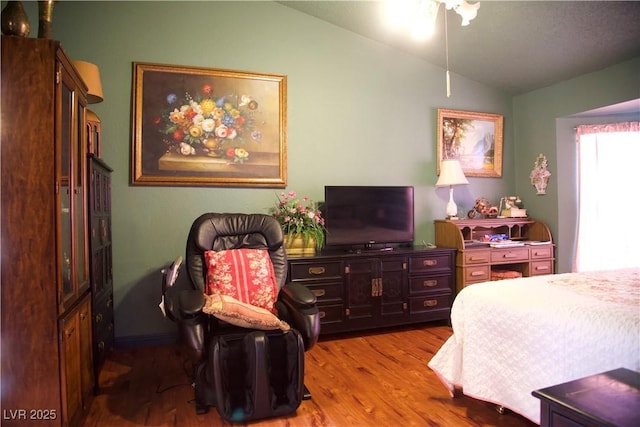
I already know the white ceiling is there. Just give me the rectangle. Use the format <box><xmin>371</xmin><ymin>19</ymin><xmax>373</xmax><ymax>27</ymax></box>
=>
<box><xmin>278</xmin><ymin>1</ymin><xmax>640</xmax><ymax>96</ymax></box>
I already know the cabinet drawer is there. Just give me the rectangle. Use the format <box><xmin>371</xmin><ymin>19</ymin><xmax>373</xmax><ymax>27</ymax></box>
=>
<box><xmin>530</xmin><ymin>245</ymin><xmax>553</xmax><ymax>259</ymax></box>
<box><xmin>381</xmin><ymin>258</ymin><xmax>407</xmax><ymax>272</ymax></box>
<box><xmin>465</xmin><ymin>265</ymin><xmax>491</xmax><ymax>282</ymax></box>
<box><xmin>409</xmin><ymin>275</ymin><xmax>452</xmax><ymax>295</ymax></box>
<box><xmin>289</xmin><ymin>261</ymin><xmax>342</xmax><ymax>281</ymax></box>
<box><xmin>93</xmin><ymin>302</ymin><xmax>113</xmax><ymax>332</ymax></box>
<box><xmin>317</xmin><ymin>303</ymin><xmax>344</xmax><ymax>324</ymax></box>
<box><xmin>306</xmin><ymin>282</ymin><xmax>343</xmax><ymax>302</ymax></box>
<box><xmin>409</xmin><ymin>253</ymin><xmax>452</xmax><ymax>273</ymax></box>
<box><xmin>463</xmin><ymin>250</ymin><xmax>491</xmax><ymax>265</ymax></box>
<box><xmin>94</xmin><ymin>321</ymin><xmax>114</xmax><ymax>365</ymax></box>
<box><xmin>490</xmin><ymin>247</ymin><xmax>529</xmax><ymax>263</ymax></box>
<box><xmin>409</xmin><ymin>294</ymin><xmax>450</xmax><ymax>314</ymax></box>
<box><xmin>530</xmin><ymin>260</ymin><xmax>553</xmax><ymax>276</ymax></box>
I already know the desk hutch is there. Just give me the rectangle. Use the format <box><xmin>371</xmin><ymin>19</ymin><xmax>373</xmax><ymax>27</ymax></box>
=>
<box><xmin>434</xmin><ymin>218</ymin><xmax>555</xmax><ymax>292</ymax></box>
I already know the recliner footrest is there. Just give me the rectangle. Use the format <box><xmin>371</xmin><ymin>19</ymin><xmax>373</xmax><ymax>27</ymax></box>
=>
<box><xmin>210</xmin><ymin>329</ymin><xmax>305</xmax><ymax>422</ymax></box>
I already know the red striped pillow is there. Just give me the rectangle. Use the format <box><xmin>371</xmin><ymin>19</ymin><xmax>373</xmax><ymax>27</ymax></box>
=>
<box><xmin>204</xmin><ymin>249</ymin><xmax>278</xmax><ymax>314</ymax></box>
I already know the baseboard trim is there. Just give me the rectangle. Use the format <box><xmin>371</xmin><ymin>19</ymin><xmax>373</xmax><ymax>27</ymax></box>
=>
<box><xmin>114</xmin><ymin>332</ymin><xmax>178</xmax><ymax>349</ymax></box>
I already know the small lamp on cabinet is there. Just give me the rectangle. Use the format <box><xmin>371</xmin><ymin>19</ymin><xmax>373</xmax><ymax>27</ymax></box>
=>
<box><xmin>72</xmin><ymin>60</ymin><xmax>104</xmax><ymax>157</ymax></box>
<box><xmin>436</xmin><ymin>159</ymin><xmax>469</xmax><ymax>219</ymax></box>
<box><xmin>71</xmin><ymin>60</ymin><xmax>103</xmax><ymax>104</ymax></box>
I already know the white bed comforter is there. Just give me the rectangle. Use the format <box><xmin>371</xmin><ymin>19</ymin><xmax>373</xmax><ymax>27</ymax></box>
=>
<box><xmin>428</xmin><ymin>268</ymin><xmax>640</xmax><ymax>424</ymax></box>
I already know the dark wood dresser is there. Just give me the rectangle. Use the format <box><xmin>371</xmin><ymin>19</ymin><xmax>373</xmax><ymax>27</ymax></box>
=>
<box><xmin>87</xmin><ymin>153</ymin><xmax>114</xmax><ymax>390</ymax></box>
<box><xmin>287</xmin><ymin>246</ymin><xmax>455</xmax><ymax>335</ymax></box>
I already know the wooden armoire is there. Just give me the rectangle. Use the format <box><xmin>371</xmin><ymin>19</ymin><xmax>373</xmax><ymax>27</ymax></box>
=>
<box><xmin>1</xmin><ymin>36</ymin><xmax>94</xmax><ymax>426</ymax></box>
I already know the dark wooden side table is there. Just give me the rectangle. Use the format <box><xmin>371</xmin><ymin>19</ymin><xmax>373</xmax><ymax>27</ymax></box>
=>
<box><xmin>532</xmin><ymin>368</ymin><xmax>640</xmax><ymax>427</ymax></box>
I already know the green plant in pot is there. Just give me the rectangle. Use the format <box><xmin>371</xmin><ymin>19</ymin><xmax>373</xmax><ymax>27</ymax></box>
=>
<box><xmin>270</xmin><ymin>191</ymin><xmax>326</xmax><ymax>255</ymax></box>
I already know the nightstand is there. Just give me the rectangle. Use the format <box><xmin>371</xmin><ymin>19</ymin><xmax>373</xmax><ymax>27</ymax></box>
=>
<box><xmin>532</xmin><ymin>368</ymin><xmax>640</xmax><ymax>427</ymax></box>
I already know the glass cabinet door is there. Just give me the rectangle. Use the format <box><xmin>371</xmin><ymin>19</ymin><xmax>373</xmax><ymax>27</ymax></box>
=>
<box><xmin>60</xmin><ymin>77</ymin><xmax>73</xmax><ymax>306</ymax></box>
<box><xmin>75</xmin><ymin>100</ymin><xmax>88</xmax><ymax>294</ymax></box>
<box><xmin>58</xmin><ymin>60</ymin><xmax>88</xmax><ymax>312</ymax></box>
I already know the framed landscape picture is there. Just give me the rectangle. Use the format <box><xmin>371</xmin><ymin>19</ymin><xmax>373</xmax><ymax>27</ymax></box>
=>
<box><xmin>437</xmin><ymin>108</ymin><xmax>503</xmax><ymax>177</ymax></box>
<box><xmin>131</xmin><ymin>62</ymin><xmax>287</xmax><ymax>187</ymax></box>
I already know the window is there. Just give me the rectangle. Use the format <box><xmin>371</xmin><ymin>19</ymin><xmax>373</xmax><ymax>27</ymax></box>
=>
<box><xmin>574</xmin><ymin>122</ymin><xmax>640</xmax><ymax>272</ymax></box>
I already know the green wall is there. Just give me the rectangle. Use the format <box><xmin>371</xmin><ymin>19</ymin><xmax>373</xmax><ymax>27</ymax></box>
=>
<box><xmin>513</xmin><ymin>57</ymin><xmax>640</xmax><ymax>273</ymax></box>
<box><xmin>42</xmin><ymin>0</ymin><xmax>515</xmax><ymax>344</ymax></box>
<box><xmin>8</xmin><ymin>1</ymin><xmax>637</xmax><ymax>344</ymax></box>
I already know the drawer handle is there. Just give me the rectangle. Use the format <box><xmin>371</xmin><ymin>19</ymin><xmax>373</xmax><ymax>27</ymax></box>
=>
<box><xmin>470</xmin><ymin>256</ymin><xmax>487</xmax><ymax>261</ymax></box>
<box><xmin>423</xmin><ymin>259</ymin><xmax>437</xmax><ymax>267</ymax></box>
<box><xmin>308</xmin><ymin>266</ymin><xmax>326</xmax><ymax>275</ymax></box>
<box><xmin>471</xmin><ymin>271</ymin><xmax>486</xmax><ymax>277</ymax></box>
<box><xmin>502</xmin><ymin>253</ymin><xmax>518</xmax><ymax>259</ymax></box>
<box><xmin>423</xmin><ymin>280</ymin><xmax>438</xmax><ymax>287</ymax></box>
<box><xmin>95</xmin><ymin>313</ymin><xmax>103</xmax><ymax>324</ymax></box>
<box><xmin>312</xmin><ymin>289</ymin><xmax>326</xmax><ymax>297</ymax></box>
<box><xmin>423</xmin><ymin>299</ymin><xmax>438</xmax><ymax>307</ymax></box>
<box><xmin>536</xmin><ymin>265</ymin><xmax>550</xmax><ymax>271</ymax></box>
<box><xmin>66</xmin><ymin>327</ymin><xmax>76</xmax><ymax>338</ymax></box>
<box><xmin>534</xmin><ymin>251</ymin><xmax>547</xmax><ymax>256</ymax></box>
<box><xmin>98</xmin><ymin>341</ymin><xmax>105</xmax><ymax>351</ymax></box>
<box><xmin>318</xmin><ymin>311</ymin><xmax>326</xmax><ymax>319</ymax></box>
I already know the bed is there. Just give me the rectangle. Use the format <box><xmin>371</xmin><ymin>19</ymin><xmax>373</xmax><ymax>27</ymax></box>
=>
<box><xmin>428</xmin><ymin>268</ymin><xmax>640</xmax><ymax>424</ymax></box>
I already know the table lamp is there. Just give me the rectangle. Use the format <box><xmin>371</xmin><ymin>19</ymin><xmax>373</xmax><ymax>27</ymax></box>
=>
<box><xmin>436</xmin><ymin>159</ymin><xmax>469</xmax><ymax>219</ymax></box>
<box><xmin>71</xmin><ymin>60</ymin><xmax>104</xmax><ymax>104</ymax></box>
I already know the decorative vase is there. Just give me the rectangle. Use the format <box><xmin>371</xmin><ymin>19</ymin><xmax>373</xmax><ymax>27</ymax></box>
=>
<box><xmin>284</xmin><ymin>234</ymin><xmax>316</xmax><ymax>257</ymax></box>
<box><xmin>37</xmin><ymin>0</ymin><xmax>55</xmax><ymax>39</ymax></box>
<box><xmin>1</xmin><ymin>1</ymin><xmax>31</xmax><ymax>37</ymax></box>
<box><xmin>202</xmin><ymin>138</ymin><xmax>222</xmax><ymax>157</ymax></box>
<box><xmin>534</xmin><ymin>176</ymin><xmax>549</xmax><ymax>195</ymax></box>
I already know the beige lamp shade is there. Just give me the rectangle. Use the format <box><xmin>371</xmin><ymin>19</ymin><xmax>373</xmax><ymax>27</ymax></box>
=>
<box><xmin>436</xmin><ymin>159</ymin><xmax>469</xmax><ymax>186</ymax></box>
<box><xmin>436</xmin><ymin>159</ymin><xmax>468</xmax><ymax>218</ymax></box>
<box><xmin>71</xmin><ymin>60</ymin><xmax>104</xmax><ymax>104</ymax></box>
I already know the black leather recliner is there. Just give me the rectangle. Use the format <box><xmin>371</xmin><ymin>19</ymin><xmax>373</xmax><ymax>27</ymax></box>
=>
<box><xmin>161</xmin><ymin>213</ymin><xmax>320</xmax><ymax>421</ymax></box>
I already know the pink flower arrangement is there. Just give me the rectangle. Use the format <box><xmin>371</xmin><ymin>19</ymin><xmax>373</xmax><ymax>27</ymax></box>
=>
<box><xmin>270</xmin><ymin>191</ymin><xmax>326</xmax><ymax>248</ymax></box>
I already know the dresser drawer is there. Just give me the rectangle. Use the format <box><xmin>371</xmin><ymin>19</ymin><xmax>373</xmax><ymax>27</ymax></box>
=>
<box><xmin>530</xmin><ymin>245</ymin><xmax>553</xmax><ymax>259</ymax></box>
<box><xmin>93</xmin><ymin>291</ymin><xmax>113</xmax><ymax>329</ymax></box>
<box><xmin>306</xmin><ymin>282</ymin><xmax>343</xmax><ymax>302</ymax></box>
<box><xmin>409</xmin><ymin>274</ymin><xmax>452</xmax><ymax>295</ymax></box>
<box><xmin>463</xmin><ymin>249</ymin><xmax>491</xmax><ymax>265</ymax></box>
<box><xmin>529</xmin><ymin>260</ymin><xmax>553</xmax><ymax>276</ymax></box>
<box><xmin>409</xmin><ymin>253</ymin><xmax>452</xmax><ymax>274</ymax></box>
<box><xmin>93</xmin><ymin>302</ymin><xmax>113</xmax><ymax>333</ymax></box>
<box><xmin>464</xmin><ymin>265</ymin><xmax>491</xmax><ymax>283</ymax></box>
<box><xmin>381</xmin><ymin>257</ymin><xmax>407</xmax><ymax>272</ymax></box>
<box><xmin>408</xmin><ymin>294</ymin><xmax>450</xmax><ymax>314</ymax></box>
<box><xmin>289</xmin><ymin>261</ymin><xmax>342</xmax><ymax>281</ymax></box>
<box><xmin>317</xmin><ymin>303</ymin><xmax>344</xmax><ymax>324</ymax></box>
<box><xmin>490</xmin><ymin>247</ymin><xmax>529</xmax><ymax>263</ymax></box>
<box><xmin>94</xmin><ymin>321</ymin><xmax>114</xmax><ymax>367</ymax></box>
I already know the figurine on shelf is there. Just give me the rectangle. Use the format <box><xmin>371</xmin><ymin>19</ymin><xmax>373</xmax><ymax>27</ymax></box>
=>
<box><xmin>468</xmin><ymin>197</ymin><xmax>499</xmax><ymax>219</ymax></box>
<box><xmin>530</xmin><ymin>153</ymin><xmax>551</xmax><ymax>195</ymax></box>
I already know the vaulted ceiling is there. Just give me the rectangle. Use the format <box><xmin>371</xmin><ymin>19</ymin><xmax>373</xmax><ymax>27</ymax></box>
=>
<box><xmin>279</xmin><ymin>1</ymin><xmax>640</xmax><ymax>96</ymax></box>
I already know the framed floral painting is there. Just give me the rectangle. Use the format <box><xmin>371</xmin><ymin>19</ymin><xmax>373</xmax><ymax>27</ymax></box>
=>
<box><xmin>131</xmin><ymin>62</ymin><xmax>287</xmax><ymax>187</ymax></box>
<box><xmin>436</xmin><ymin>108</ymin><xmax>503</xmax><ymax>178</ymax></box>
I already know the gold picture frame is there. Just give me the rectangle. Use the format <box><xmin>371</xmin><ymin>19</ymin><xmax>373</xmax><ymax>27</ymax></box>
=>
<box><xmin>131</xmin><ymin>62</ymin><xmax>287</xmax><ymax>187</ymax></box>
<box><xmin>437</xmin><ymin>108</ymin><xmax>503</xmax><ymax>178</ymax></box>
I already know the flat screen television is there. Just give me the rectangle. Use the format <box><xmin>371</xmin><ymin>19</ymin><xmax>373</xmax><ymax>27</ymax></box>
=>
<box><xmin>323</xmin><ymin>186</ymin><xmax>415</xmax><ymax>251</ymax></box>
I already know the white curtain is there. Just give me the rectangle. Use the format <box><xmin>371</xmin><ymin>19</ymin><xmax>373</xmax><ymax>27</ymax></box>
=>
<box><xmin>574</xmin><ymin>121</ymin><xmax>640</xmax><ymax>272</ymax></box>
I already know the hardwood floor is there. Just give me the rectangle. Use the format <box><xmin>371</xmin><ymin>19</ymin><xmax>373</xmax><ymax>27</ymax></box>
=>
<box><xmin>83</xmin><ymin>324</ymin><xmax>537</xmax><ymax>426</ymax></box>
